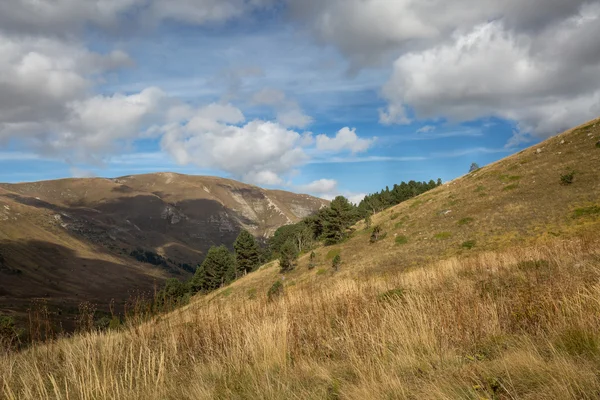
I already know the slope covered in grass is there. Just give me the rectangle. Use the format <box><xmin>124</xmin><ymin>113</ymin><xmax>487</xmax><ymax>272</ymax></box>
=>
<box><xmin>1</xmin><ymin>118</ymin><xmax>600</xmax><ymax>399</ymax></box>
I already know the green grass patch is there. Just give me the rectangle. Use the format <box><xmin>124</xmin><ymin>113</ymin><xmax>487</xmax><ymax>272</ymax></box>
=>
<box><xmin>573</xmin><ymin>205</ymin><xmax>600</xmax><ymax>218</ymax></box>
<box><xmin>461</xmin><ymin>240</ymin><xmax>476</xmax><ymax>249</ymax></box>
<box><xmin>390</xmin><ymin>213</ymin><xmax>399</xmax><ymax>220</ymax></box>
<box><xmin>220</xmin><ymin>287</ymin><xmax>233</xmax><ymax>298</ymax></box>
<box><xmin>247</xmin><ymin>288</ymin><xmax>257</xmax><ymax>299</ymax></box>
<box><xmin>502</xmin><ymin>184</ymin><xmax>519</xmax><ymax>191</ymax></box>
<box><xmin>499</xmin><ymin>174</ymin><xmax>522</xmax><ymax>182</ymax></box>
<box><xmin>434</xmin><ymin>232</ymin><xmax>452</xmax><ymax>240</ymax></box>
<box><xmin>458</xmin><ymin>217</ymin><xmax>474</xmax><ymax>226</ymax></box>
<box><xmin>410</xmin><ymin>200</ymin><xmax>422</xmax><ymax>209</ymax></box>
<box><xmin>474</xmin><ymin>185</ymin><xmax>485</xmax><ymax>192</ymax></box>
<box><xmin>326</xmin><ymin>249</ymin><xmax>341</xmax><ymax>260</ymax></box>
<box><xmin>316</xmin><ymin>268</ymin><xmax>327</xmax><ymax>276</ymax></box>
<box><xmin>395</xmin><ymin>235</ymin><xmax>408</xmax><ymax>245</ymax></box>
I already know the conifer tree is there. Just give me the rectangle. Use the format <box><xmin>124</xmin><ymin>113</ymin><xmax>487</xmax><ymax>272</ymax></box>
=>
<box><xmin>197</xmin><ymin>245</ymin><xmax>236</xmax><ymax>291</ymax></box>
<box><xmin>234</xmin><ymin>229</ymin><xmax>260</xmax><ymax>277</ymax></box>
<box><xmin>279</xmin><ymin>240</ymin><xmax>297</xmax><ymax>273</ymax></box>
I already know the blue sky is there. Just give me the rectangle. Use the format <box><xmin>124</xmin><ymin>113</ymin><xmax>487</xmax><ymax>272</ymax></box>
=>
<box><xmin>1</xmin><ymin>0</ymin><xmax>599</xmax><ymax>201</ymax></box>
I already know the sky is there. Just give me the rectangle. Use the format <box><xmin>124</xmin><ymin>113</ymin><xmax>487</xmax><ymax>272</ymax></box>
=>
<box><xmin>1</xmin><ymin>0</ymin><xmax>599</xmax><ymax>202</ymax></box>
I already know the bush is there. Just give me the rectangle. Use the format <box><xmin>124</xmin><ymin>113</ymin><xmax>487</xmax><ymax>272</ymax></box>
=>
<box><xmin>267</xmin><ymin>280</ymin><xmax>284</xmax><ymax>301</ymax></box>
<box><xmin>332</xmin><ymin>254</ymin><xmax>341</xmax><ymax>271</ymax></box>
<box><xmin>370</xmin><ymin>225</ymin><xmax>385</xmax><ymax>243</ymax></box>
<box><xmin>390</xmin><ymin>213</ymin><xmax>399</xmax><ymax>220</ymax></box>
<box><xmin>560</xmin><ymin>170</ymin><xmax>575</xmax><ymax>185</ymax></box>
<box><xmin>395</xmin><ymin>235</ymin><xmax>408</xmax><ymax>245</ymax></box>
<box><xmin>596</xmin><ymin>140</ymin><xmax>600</xmax><ymax>148</ymax></box>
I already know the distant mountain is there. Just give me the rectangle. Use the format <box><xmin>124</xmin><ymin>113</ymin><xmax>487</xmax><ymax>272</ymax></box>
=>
<box><xmin>0</xmin><ymin>173</ymin><xmax>327</xmax><ymax>326</ymax></box>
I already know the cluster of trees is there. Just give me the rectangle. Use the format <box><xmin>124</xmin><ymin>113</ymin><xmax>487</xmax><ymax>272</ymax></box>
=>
<box><xmin>157</xmin><ymin>229</ymin><xmax>262</xmax><ymax>306</ymax></box>
<box><xmin>157</xmin><ymin>177</ymin><xmax>441</xmax><ymax>304</ymax></box>
<box><xmin>269</xmin><ymin>179</ymin><xmax>441</xmax><ymax>258</ymax></box>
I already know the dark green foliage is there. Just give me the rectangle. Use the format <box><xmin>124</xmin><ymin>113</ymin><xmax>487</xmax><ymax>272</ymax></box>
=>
<box><xmin>502</xmin><ymin>184</ymin><xmax>519</xmax><ymax>191</ymax></box>
<box><xmin>560</xmin><ymin>170</ymin><xmax>575</xmax><ymax>185</ymax></box>
<box><xmin>234</xmin><ymin>230</ymin><xmax>260</xmax><ymax>277</ymax></box>
<box><xmin>267</xmin><ymin>280</ymin><xmax>284</xmax><ymax>301</ymax></box>
<box><xmin>331</xmin><ymin>254</ymin><xmax>341</xmax><ymax>271</ymax></box>
<box><xmin>190</xmin><ymin>246</ymin><xmax>236</xmax><ymax>293</ymax></box>
<box><xmin>178</xmin><ymin>263</ymin><xmax>196</xmax><ymax>273</ymax></box>
<box><xmin>596</xmin><ymin>141</ymin><xmax>600</xmax><ymax>148</ymax></box>
<box><xmin>269</xmin><ymin>178</ymin><xmax>440</xmax><ymax>252</ymax></box>
<box><xmin>573</xmin><ymin>205</ymin><xmax>600</xmax><ymax>218</ymax></box>
<box><xmin>279</xmin><ymin>240</ymin><xmax>297</xmax><ymax>273</ymax></box>
<box><xmin>129</xmin><ymin>248</ymin><xmax>178</xmax><ymax>273</ymax></box>
<box><xmin>322</xmin><ymin>196</ymin><xmax>356</xmax><ymax>245</ymax></box>
<box><xmin>469</xmin><ymin>162</ymin><xmax>480</xmax><ymax>173</ymax></box>
<box><xmin>462</xmin><ymin>240</ymin><xmax>476</xmax><ymax>249</ymax></box>
<box><xmin>356</xmin><ymin>180</ymin><xmax>441</xmax><ymax>216</ymax></box>
<box><xmin>369</xmin><ymin>225</ymin><xmax>386</xmax><ymax>243</ymax></box>
<box><xmin>157</xmin><ymin>278</ymin><xmax>190</xmax><ymax>308</ymax></box>
<box><xmin>95</xmin><ymin>315</ymin><xmax>122</xmax><ymax>331</ymax></box>
<box><xmin>0</xmin><ymin>315</ymin><xmax>23</xmax><ymax>348</ymax></box>
<box><xmin>458</xmin><ymin>217</ymin><xmax>474</xmax><ymax>226</ymax></box>
<box><xmin>308</xmin><ymin>251</ymin><xmax>317</xmax><ymax>270</ymax></box>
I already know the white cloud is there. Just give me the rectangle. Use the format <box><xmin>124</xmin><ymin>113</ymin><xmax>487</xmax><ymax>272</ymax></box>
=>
<box><xmin>298</xmin><ymin>179</ymin><xmax>338</xmax><ymax>194</ymax></box>
<box><xmin>417</xmin><ymin>125</ymin><xmax>436</xmax><ymax>133</ymax></box>
<box><xmin>316</xmin><ymin>127</ymin><xmax>375</xmax><ymax>154</ymax></box>
<box><xmin>252</xmin><ymin>87</ymin><xmax>313</xmax><ymax>128</ymax></box>
<box><xmin>380</xmin><ymin>16</ymin><xmax>600</xmax><ymax>140</ymax></box>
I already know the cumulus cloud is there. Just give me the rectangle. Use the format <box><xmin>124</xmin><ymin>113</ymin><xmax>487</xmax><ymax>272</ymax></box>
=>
<box><xmin>252</xmin><ymin>87</ymin><xmax>313</xmax><ymax>128</ymax></box>
<box><xmin>316</xmin><ymin>127</ymin><xmax>375</xmax><ymax>154</ymax></box>
<box><xmin>380</xmin><ymin>15</ymin><xmax>600</xmax><ymax>141</ymax></box>
<box><xmin>290</xmin><ymin>0</ymin><xmax>600</xmax><ymax>142</ymax></box>
<box><xmin>298</xmin><ymin>179</ymin><xmax>338</xmax><ymax>195</ymax></box>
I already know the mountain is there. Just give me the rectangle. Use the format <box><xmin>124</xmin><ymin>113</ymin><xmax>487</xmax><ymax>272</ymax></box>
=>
<box><xmin>0</xmin><ymin>173</ymin><xmax>327</xmax><ymax>325</ymax></box>
<box><xmin>2</xmin><ymin>119</ymin><xmax>600</xmax><ymax>399</ymax></box>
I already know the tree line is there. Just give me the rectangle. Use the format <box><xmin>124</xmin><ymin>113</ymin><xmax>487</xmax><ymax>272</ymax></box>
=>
<box><xmin>158</xmin><ymin>178</ymin><xmax>441</xmax><ymax>305</ymax></box>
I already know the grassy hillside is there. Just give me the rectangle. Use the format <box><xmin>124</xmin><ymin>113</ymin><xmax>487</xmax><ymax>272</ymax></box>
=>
<box><xmin>1</xmin><ymin>118</ymin><xmax>600</xmax><ymax>399</ymax></box>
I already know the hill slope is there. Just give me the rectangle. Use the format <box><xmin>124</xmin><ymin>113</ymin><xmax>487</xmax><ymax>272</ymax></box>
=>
<box><xmin>1</xmin><ymin>118</ymin><xmax>600</xmax><ymax>399</ymax></box>
<box><xmin>0</xmin><ymin>173</ymin><xmax>327</xmax><ymax>325</ymax></box>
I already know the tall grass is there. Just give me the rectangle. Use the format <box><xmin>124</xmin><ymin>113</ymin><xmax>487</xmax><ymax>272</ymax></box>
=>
<box><xmin>2</xmin><ymin>238</ymin><xmax>600</xmax><ymax>399</ymax></box>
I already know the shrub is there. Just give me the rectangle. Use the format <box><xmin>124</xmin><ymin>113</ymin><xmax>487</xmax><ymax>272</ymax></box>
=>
<box><xmin>267</xmin><ymin>281</ymin><xmax>284</xmax><ymax>301</ymax></box>
<box><xmin>462</xmin><ymin>240</ymin><xmax>476</xmax><ymax>249</ymax></box>
<box><xmin>458</xmin><ymin>217</ymin><xmax>474</xmax><ymax>226</ymax></box>
<box><xmin>390</xmin><ymin>213</ymin><xmax>399</xmax><ymax>220</ymax></box>
<box><xmin>332</xmin><ymin>254</ymin><xmax>341</xmax><ymax>271</ymax></box>
<box><xmin>395</xmin><ymin>235</ymin><xmax>408</xmax><ymax>245</ymax></box>
<box><xmin>370</xmin><ymin>225</ymin><xmax>386</xmax><ymax>243</ymax></box>
<box><xmin>560</xmin><ymin>170</ymin><xmax>575</xmax><ymax>185</ymax></box>
<box><xmin>434</xmin><ymin>232</ymin><xmax>452</xmax><ymax>240</ymax></box>
<box><xmin>596</xmin><ymin>140</ymin><xmax>600</xmax><ymax>148</ymax></box>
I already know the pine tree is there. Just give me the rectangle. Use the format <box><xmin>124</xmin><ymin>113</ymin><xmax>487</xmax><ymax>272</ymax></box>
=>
<box><xmin>234</xmin><ymin>230</ymin><xmax>260</xmax><ymax>277</ymax></box>
<box><xmin>322</xmin><ymin>196</ymin><xmax>356</xmax><ymax>245</ymax></box>
<box><xmin>469</xmin><ymin>162</ymin><xmax>480</xmax><ymax>173</ymax></box>
<box><xmin>189</xmin><ymin>263</ymin><xmax>208</xmax><ymax>294</ymax></box>
<box><xmin>197</xmin><ymin>245</ymin><xmax>236</xmax><ymax>291</ymax></box>
<box><xmin>279</xmin><ymin>240</ymin><xmax>297</xmax><ymax>273</ymax></box>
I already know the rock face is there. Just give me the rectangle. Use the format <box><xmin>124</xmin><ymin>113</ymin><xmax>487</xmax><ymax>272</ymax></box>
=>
<box><xmin>0</xmin><ymin>173</ymin><xmax>327</xmax><ymax>322</ymax></box>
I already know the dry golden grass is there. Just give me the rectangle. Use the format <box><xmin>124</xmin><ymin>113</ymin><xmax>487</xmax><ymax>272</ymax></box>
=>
<box><xmin>2</xmin><ymin>236</ymin><xmax>600</xmax><ymax>399</ymax></box>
